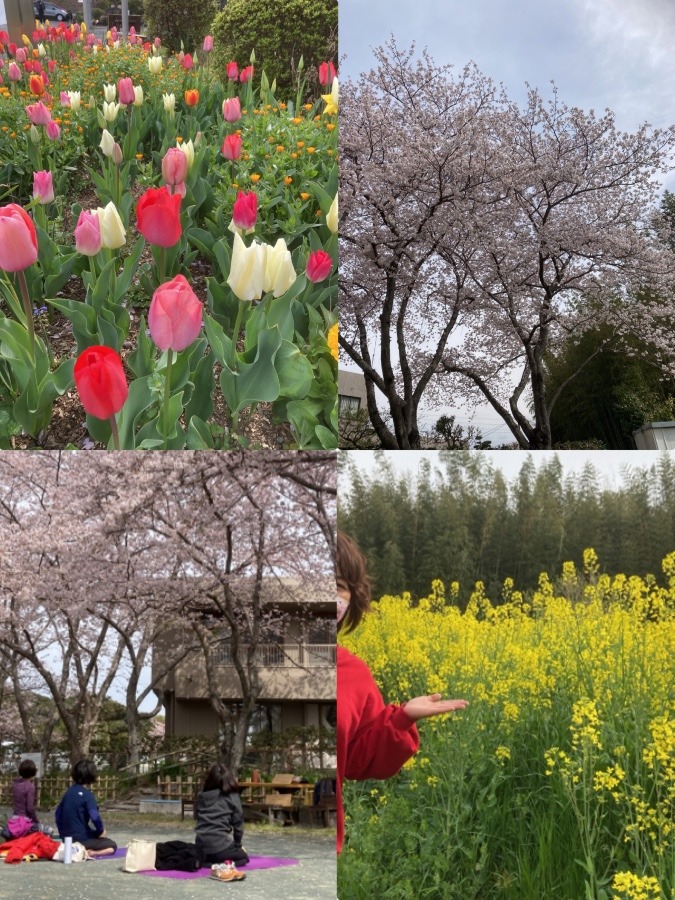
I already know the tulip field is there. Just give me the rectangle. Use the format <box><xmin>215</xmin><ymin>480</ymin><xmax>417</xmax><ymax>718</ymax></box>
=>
<box><xmin>0</xmin><ymin>22</ymin><xmax>337</xmax><ymax>448</ymax></box>
<box><xmin>338</xmin><ymin>551</ymin><xmax>675</xmax><ymax>900</ymax></box>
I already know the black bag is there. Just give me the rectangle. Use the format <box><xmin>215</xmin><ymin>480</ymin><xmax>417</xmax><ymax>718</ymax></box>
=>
<box><xmin>155</xmin><ymin>840</ymin><xmax>201</xmax><ymax>871</ymax></box>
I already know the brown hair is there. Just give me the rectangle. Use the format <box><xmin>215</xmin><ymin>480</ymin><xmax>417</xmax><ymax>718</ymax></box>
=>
<box><xmin>337</xmin><ymin>531</ymin><xmax>371</xmax><ymax>633</ymax></box>
<box><xmin>203</xmin><ymin>763</ymin><xmax>239</xmax><ymax>794</ymax></box>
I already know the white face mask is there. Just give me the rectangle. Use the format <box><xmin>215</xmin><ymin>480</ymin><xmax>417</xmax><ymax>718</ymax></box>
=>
<box><xmin>337</xmin><ymin>596</ymin><xmax>349</xmax><ymax>624</ymax></box>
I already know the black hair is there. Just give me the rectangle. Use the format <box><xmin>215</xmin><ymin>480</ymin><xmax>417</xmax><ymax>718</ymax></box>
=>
<box><xmin>203</xmin><ymin>763</ymin><xmax>239</xmax><ymax>794</ymax></box>
<box><xmin>71</xmin><ymin>759</ymin><xmax>97</xmax><ymax>785</ymax></box>
<box><xmin>18</xmin><ymin>759</ymin><xmax>37</xmax><ymax>779</ymax></box>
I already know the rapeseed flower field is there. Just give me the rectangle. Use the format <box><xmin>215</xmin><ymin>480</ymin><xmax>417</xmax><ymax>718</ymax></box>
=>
<box><xmin>339</xmin><ymin>549</ymin><xmax>675</xmax><ymax>899</ymax></box>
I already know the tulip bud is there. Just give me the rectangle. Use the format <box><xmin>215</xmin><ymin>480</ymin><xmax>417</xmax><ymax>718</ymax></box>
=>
<box><xmin>161</xmin><ymin>147</ymin><xmax>188</xmax><ymax>186</ymax></box>
<box><xmin>221</xmin><ymin>133</ymin><xmax>242</xmax><ymax>161</ymax></box>
<box><xmin>112</xmin><ymin>142</ymin><xmax>123</xmax><ymax>166</ymax></box>
<box><xmin>250</xmin><ymin>48</ymin><xmax>255</xmax><ymax>64</ymax></box>
<box><xmin>203</xmin><ymin>35</ymin><xmax>213</xmax><ymax>53</ymax></box>
<box><xmin>30</xmin><ymin>124</ymin><xmax>40</xmax><ymax>144</ymax></box>
<box><xmin>226</xmin><ymin>61</ymin><xmax>238</xmax><ymax>81</ymax></box>
<box><xmin>103</xmin><ymin>82</ymin><xmax>116</xmax><ymax>102</ymax></box>
<box><xmin>117</xmin><ymin>76</ymin><xmax>135</xmax><ymax>105</ymax></box>
<box><xmin>46</xmin><ymin>121</ymin><xmax>61</xmax><ymax>141</ymax></box>
<box><xmin>162</xmin><ymin>92</ymin><xmax>175</xmax><ymax>118</ymax></box>
<box><xmin>8</xmin><ymin>62</ymin><xmax>21</xmax><ymax>81</ymax></box>
<box><xmin>99</xmin><ymin>128</ymin><xmax>115</xmax><ymax>158</ymax></box>
<box><xmin>182</xmin><ymin>53</ymin><xmax>193</xmax><ymax>71</ymax></box>
<box><xmin>178</xmin><ymin>138</ymin><xmax>195</xmax><ymax>170</ymax></box>
<box><xmin>148</xmin><ymin>55</ymin><xmax>162</xmax><ymax>74</ymax></box>
<box><xmin>232</xmin><ymin>191</ymin><xmax>257</xmax><ymax>231</ymax></box>
<box><xmin>326</xmin><ymin>194</ymin><xmax>337</xmax><ymax>233</ymax></box>
<box><xmin>37</xmin><ymin>43</ymin><xmax>46</xmax><ymax>57</ymax></box>
<box><xmin>133</xmin><ymin>85</ymin><xmax>143</xmax><ymax>106</ymax></box>
<box><xmin>305</xmin><ymin>249</ymin><xmax>333</xmax><ymax>283</ymax></box>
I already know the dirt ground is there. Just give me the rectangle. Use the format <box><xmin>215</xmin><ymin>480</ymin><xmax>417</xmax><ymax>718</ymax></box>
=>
<box><xmin>0</xmin><ymin>811</ymin><xmax>337</xmax><ymax>900</ymax></box>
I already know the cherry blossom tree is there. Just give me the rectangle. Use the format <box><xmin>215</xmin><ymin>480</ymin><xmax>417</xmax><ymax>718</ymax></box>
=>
<box><xmin>341</xmin><ymin>42</ymin><xmax>675</xmax><ymax>449</ymax></box>
<box><xmin>0</xmin><ymin>452</ymin><xmax>336</xmax><ymax>771</ymax></box>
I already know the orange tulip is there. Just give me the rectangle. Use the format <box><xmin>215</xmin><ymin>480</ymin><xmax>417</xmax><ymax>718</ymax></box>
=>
<box><xmin>184</xmin><ymin>89</ymin><xmax>199</xmax><ymax>107</ymax></box>
<box><xmin>29</xmin><ymin>74</ymin><xmax>45</xmax><ymax>96</ymax></box>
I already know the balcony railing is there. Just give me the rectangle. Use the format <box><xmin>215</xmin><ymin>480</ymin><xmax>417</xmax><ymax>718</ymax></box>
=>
<box><xmin>212</xmin><ymin>643</ymin><xmax>336</xmax><ymax>668</ymax></box>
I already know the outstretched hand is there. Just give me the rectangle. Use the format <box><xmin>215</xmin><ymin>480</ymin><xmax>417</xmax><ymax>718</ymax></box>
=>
<box><xmin>403</xmin><ymin>694</ymin><xmax>469</xmax><ymax>722</ymax></box>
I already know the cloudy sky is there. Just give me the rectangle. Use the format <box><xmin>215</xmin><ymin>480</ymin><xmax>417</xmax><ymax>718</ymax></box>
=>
<box><xmin>339</xmin><ymin>0</ymin><xmax>675</xmax><ymax>133</ymax></box>
<box><xmin>339</xmin><ymin>449</ymin><xmax>672</xmax><ymax>492</ymax></box>
<box><xmin>339</xmin><ymin>0</ymin><xmax>675</xmax><ymax>444</ymax></box>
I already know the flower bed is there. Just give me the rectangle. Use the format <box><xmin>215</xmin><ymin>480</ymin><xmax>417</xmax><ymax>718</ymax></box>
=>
<box><xmin>0</xmin><ymin>23</ymin><xmax>338</xmax><ymax>448</ymax></box>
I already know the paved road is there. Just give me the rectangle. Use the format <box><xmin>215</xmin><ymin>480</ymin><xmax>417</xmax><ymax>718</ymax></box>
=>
<box><xmin>0</xmin><ymin>824</ymin><xmax>337</xmax><ymax>900</ymax></box>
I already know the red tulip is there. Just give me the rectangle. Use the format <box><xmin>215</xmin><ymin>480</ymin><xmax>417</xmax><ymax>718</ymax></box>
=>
<box><xmin>118</xmin><ymin>76</ymin><xmax>135</xmax><ymax>105</ymax></box>
<box><xmin>306</xmin><ymin>249</ymin><xmax>333</xmax><ymax>283</ymax></box>
<box><xmin>232</xmin><ymin>191</ymin><xmax>257</xmax><ymax>230</ymax></box>
<box><xmin>222</xmin><ymin>97</ymin><xmax>241</xmax><ymax>122</ymax></box>
<box><xmin>148</xmin><ymin>274</ymin><xmax>203</xmax><ymax>352</ymax></box>
<box><xmin>239</xmin><ymin>65</ymin><xmax>253</xmax><ymax>83</ymax></box>
<box><xmin>0</xmin><ymin>31</ymin><xmax>9</xmax><ymax>45</ymax></box>
<box><xmin>74</xmin><ymin>345</ymin><xmax>128</xmax><ymax>420</ymax></box>
<box><xmin>0</xmin><ymin>204</ymin><xmax>38</xmax><ymax>272</ymax></box>
<box><xmin>318</xmin><ymin>61</ymin><xmax>336</xmax><ymax>87</ymax></box>
<box><xmin>182</xmin><ymin>53</ymin><xmax>193</xmax><ymax>70</ymax></box>
<box><xmin>226</xmin><ymin>61</ymin><xmax>238</xmax><ymax>80</ymax></box>
<box><xmin>136</xmin><ymin>186</ymin><xmax>182</xmax><ymax>247</ymax></box>
<box><xmin>221</xmin><ymin>133</ymin><xmax>242</xmax><ymax>161</ymax></box>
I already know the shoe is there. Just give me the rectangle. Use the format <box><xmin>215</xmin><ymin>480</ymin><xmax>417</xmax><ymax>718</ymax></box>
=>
<box><xmin>210</xmin><ymin>861</ymin><xmax>246</xmax><ymax>882</ymax></box>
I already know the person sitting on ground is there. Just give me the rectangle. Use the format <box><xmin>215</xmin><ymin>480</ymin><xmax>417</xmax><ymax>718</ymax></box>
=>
<box><xmin>10</xmin><ymin>759</ymin><xmax>53</xmax><ymax>836</ymax></box>
<box><xmin>195</xmin><ymin>763</ymin><xmax>249</xmax><ymax>871</ymax></box>
<box><xmin>55</xmin><ymin>759</ymin><xmax>117</xmax><ymax>857</ymax></box>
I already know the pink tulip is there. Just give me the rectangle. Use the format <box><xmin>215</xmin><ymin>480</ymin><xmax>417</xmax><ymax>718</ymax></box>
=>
<box><xmin>46</xmin><ymin>120</ymin><xmax>60</xmax><ymax>141</ymax></box>
<box><xmin>148</xmin><ymin>274</ymin><xmax>203</xmax><ymax>352</ymax></box>
<box><xmin>33</xmin><ymin>170</ymin><xmax>54</xmax><ymax>205</ymax></box>
<box><xmin>15</xmin><ymin>47</ymin><xmax>26</xmax><ymax>63</ymax></box>
<box><xmin>47</xmin><ymin>60</ymin><xmax>56</xmax><ymax>73</ymax></box>
<box><xmin>182</xmin><ymin>53</ymin><xmax>193</xmax><ymax>70</ymax></box>
<box><xmin>154</xmin><ymin>37</ymin><xmax>161</xmax><ymax>48</ymax></box>
<box><xmin>118</xmin><ymin>76</ymin><xmax>135</xmax><ymax>105</ymax></box>
<box><xmin>203</xmin><ymin>35</ymin><xmax>213</xmax><ymax>53</ymax></box>
<box><xmin>221</xmin><ymin>133</ymin><xmax>242</xmax><ymax>161</ymax></box>
<box><xmin>232</xmin><ymin>191</ymin><xmax>257</xmax><ymax>230</ymax></box>
<box><xmin>239</xmin><ymin>65</ymin><xmax>254</xmax><ymax>83</ymax></box>
<box><xmin>8</xmin><ymin>62</ymin><xmax>22</xmax><ymax>81</ymax></box>
<box><xmin>60</xmin><ymin>90</ymin><xmax>70</xmax><ymax>105</ymax></box>
<box><xmin>222</xmin><ymin>97</ymin><xmax>241</xmax><ymax>122</ymax></box>
<box><xmin>0</xmin><ymin>204</ymin><xmax>38</xmax><ymax>272</ymax></box>
<box><xmin>161</xmin><ymin>147</ymin><xmax>188</xmax><ymax>186</ymax></box>
<box><xmin>305</xmin><ymin>249</ymin><xmax>333</xmax><ymax>283</ymax></box>
<box><xmin>74</xmin><ymin>209</ymin><xmax>101</xmax><ymax>256</ymax></box>
<box><xmin>226</xmin><ymin>61</ymin><xmax>238</xmax><ymax>81</ymax></box>
<box><xmin>318</xmin><ymin>61</ymin><xmax>337</xmax><ymax>87</ymax></box>
<box><xmin>25</xmin><ymin>100</ymin><xmax>51</xmax><ymax>125</ymax></box>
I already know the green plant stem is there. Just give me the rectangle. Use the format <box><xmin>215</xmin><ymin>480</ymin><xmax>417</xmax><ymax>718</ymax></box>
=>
<box><xmin>230</xmin><ymin>298</ymin><xmax>245</xmax><ymax>368</ymax></box>
<box><xmin>109</xmin><ymin>413</ymin><xmax>121</xmax><ymax>450</ymax></box>
<box><xmin>17</xmin><ymin>269</ymin><xmax>36</xmax><ymax>358</ymax></box>
<box><xmin>89</xmin><ymin>254</ymin><xmax>97</xmax><ymax>282</ymax></box>
<box><xmin>160</xmin><ymin>246</ymin><xmax>166</xmax><ymax>284</ymax></box>
<box><xmin>162</xmin><ymin>349</ymin><xmax>173</xmax><ymax>449</ymax></box>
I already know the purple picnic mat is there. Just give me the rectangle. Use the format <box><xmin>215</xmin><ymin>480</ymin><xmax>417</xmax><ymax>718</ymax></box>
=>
<box><xmin>140</xmin><ymin>856</ymin><xmax>299</xmax><ymax>879</ymax></box>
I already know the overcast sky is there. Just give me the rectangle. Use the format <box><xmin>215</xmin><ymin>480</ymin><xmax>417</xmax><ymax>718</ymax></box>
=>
<box><xmin>339</xmin><ymin>0</ymin><xmax>675</xmax><ymax>134</ymax></box>
<box><xmin>339</xmin><ymin>449</ymin><xmax>672</xmax><ymax>493</ymax></box>
<box><xmin>339</xmin><ymin>0</ymin><xmax>675</xmax><ymax>443</ymax></box>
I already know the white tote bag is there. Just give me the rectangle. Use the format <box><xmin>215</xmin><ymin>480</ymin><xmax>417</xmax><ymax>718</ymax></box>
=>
<box><xmin>123</xmin><ymin>839</ymin><xmax>157</xmax><ymax>872</ymax></box>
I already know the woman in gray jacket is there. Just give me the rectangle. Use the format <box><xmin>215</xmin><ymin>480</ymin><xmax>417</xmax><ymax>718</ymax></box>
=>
<box><xmin>195</xmin><ymin>764</ymin><xmax>249</xmax><ymax>867</ymax></box>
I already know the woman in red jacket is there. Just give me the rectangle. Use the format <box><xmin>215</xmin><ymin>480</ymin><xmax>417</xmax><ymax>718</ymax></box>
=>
<box><xmin>337</xmin><ymin>532</ymin><xmax>468</xmax><ymax>853</ymax></box>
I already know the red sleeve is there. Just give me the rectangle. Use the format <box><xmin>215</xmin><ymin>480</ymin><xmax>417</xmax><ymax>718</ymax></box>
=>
<box><xmin>337</xmin><ymin>647</ymin><xmax>419</xmax><ymax>853</ymax></box>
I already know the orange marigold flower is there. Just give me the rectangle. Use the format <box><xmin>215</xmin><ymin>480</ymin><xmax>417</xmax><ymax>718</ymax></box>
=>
<box><xmin>300</xmin><ymin>192</ymin><xmax>310</xmax><ymax>200</ymax></box>
<box><xmin>284</xmin><ymin>176</ymin><xmax>292</xmax><ymax>185</ymax></box>
<box><xmin>250</xmin><ymin>173</ymin><xmax>261</xmax><ymax>183</ymax></box>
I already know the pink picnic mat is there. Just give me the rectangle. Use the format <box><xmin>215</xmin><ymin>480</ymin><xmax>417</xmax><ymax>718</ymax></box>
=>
<box><xmin>139</xmin><ymin>856</ymin><xmax>299</xmax><ymax>879</ymax></box>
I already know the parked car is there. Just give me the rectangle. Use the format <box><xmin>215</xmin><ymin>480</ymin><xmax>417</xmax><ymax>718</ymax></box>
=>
<box><xmin>33</xmin><ymin>2</ymin><xmax>74</xmax><ymax>21</ymax></box>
